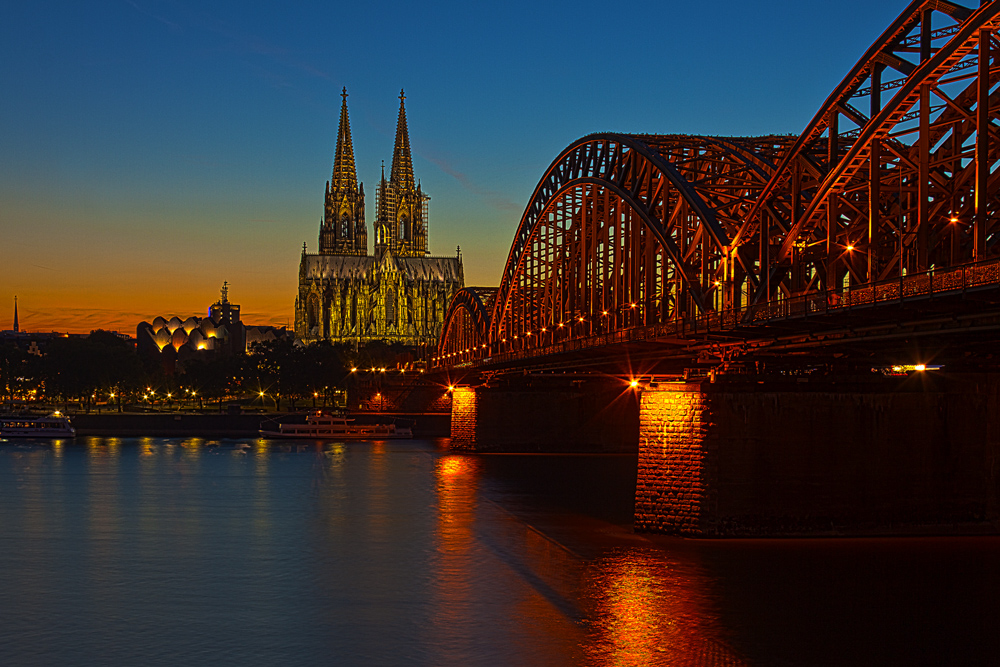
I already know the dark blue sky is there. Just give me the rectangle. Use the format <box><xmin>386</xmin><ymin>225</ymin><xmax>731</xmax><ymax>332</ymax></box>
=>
<box><xmin>1</xmin><ymin>0</ymin><xmax>906</xmax><ymax>331</ymax></box>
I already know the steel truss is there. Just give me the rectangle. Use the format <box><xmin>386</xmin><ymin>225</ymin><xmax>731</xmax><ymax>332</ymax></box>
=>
<box><xmin>437</xmin><ymin>0</ymin><xmax>1000</xmax><ymax>367</ymax></box>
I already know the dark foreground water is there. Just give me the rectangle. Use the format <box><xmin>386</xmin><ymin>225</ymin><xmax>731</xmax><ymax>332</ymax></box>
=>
<box><xmin>0</xmin><ymin>437</ymin><xmax>997</xmax><ymax>666</ymax></box>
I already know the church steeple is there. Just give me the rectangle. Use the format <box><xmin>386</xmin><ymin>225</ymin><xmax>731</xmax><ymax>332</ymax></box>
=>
<box><xmin>319</xmin><ymin>87</ymin><xmax>366</xmax><ymax>256</ymax></box>
<box><xmin>331</xmin><ymin>87</ymin><xmax>358</xmax><ymax>192</ymax></box>
<box><xmin>375</xmin><ymin>89</ymin><xmax>428</xmax><ymax>258</ymax></box>
<box><xmin>12</xmin><ymin>296</ymin><xmax>18</xmax><ymax>333</ymax></box>
<box><xmin>389</xmin><ymin>89</ymin><xmax>415</xmax><ymax>189</ymax></box>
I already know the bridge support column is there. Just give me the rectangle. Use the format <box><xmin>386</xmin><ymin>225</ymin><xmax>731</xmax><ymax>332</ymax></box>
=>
<box><xmin>636</xmin><ymin>376</ymin><xmax>1000</xmax><ymax>536</ymax></box>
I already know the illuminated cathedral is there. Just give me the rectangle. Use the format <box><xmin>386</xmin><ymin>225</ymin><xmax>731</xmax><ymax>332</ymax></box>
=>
<box><xmin>295</xmin><ymin>90</ymin><xmax>464</xmax><ymax>346</ymax></box>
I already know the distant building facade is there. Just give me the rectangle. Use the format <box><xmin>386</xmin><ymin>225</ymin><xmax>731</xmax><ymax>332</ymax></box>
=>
<box><xmin>294</xmin><ymin>90</ymin><xmax>464</xmax><ymax>346</ymax></box>
<box><xmin>137</xmin><ymin>284</ymin><xmax>289</xmax><ymax>373</ymax></box>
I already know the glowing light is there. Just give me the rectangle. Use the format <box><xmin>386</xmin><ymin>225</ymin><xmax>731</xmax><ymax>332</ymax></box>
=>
<box><xmin>259</xmin><ymin>391</ymin><xmax>265</xmax><ymax>397</ymax></box>
<box><xmin>380</xmin><ymin>368</ymin><xmax>386</xmax><ymax>373</ymax></box>
<box><xmin>846</xmin><ymin>245</ymin><xmax>854</xmax><ymax>251</ymax></box>
<box><xmin>351</xmin><ymin>367</ymin><xmax>357</xmax><ymax>372</ymax></box>
<box><xmin>558</xmin><ymin>323</ymin><xmax>564</xmax><ymax>328</ymax></box>
<box><xmin>541</xmin><ymin>328</ymin><xmax>547</xmax><ymax>332</ymax></box>
<box><xmin>166</xmin><ymin>393</ymin><xmax>172</xmax><ymax>398</ymax></box>
<box><xmin>629</xmin><ymin>379</ymin><xmax>639</xmax><ymax>388</ymax></box>
<box><xmin>950</xmin><ymin>216</ymin><xmax>959</xmax><ymax>223</ymax></box>
<box><xmin>448</xmin><ymin>385</ymin><xmax>455</xmax><ymax>392</ymax></box>
<box><xmin>914</xmin><ymin>364</ymin><xmax>926</xmax><ymax>371</ymax></box>
<box><xmin>714</xmin><ymin>281</ymin><xmax>721</xmax><ymax>286</ymax></box>
<box><xmin>578</xmin><ymin>316</ymin><xmax>585</xmax><ymax>322</ymax></box>
<box><xmin>630</xmin><ymin>303</ymin><xmax>636</xmax><ymax>308</ymax></box>
<box><xmin>314</xmin><ymin>392</ymin><xmax>319</xmax><ymax>397</ymax></box>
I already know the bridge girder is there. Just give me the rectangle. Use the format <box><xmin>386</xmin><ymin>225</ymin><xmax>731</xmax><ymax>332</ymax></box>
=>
<box><xmin>437</xmin><ymin>0</ymin><xmax>1000</xmax><ymax>370</ymax></box>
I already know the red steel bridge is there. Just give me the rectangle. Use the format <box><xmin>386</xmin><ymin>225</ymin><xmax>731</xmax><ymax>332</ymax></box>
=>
<box><xmin>437</xmin><ymin>0</ymin><xmax>1000</xmax><ymax>375</ymax></box>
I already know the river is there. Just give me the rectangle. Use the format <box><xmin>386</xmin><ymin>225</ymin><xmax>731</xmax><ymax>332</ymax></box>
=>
<box><xmin>0</xmin><ymin>437</ymin><xmax>996</xmax><ymax>665</ymax></box>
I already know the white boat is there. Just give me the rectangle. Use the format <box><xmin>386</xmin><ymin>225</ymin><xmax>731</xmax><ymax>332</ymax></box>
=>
<box><xmin>259</xmin><ymin>411</ymin><xmax>412</xmax><ymax>439</ymax></box>
<box><xmin>0</xmin><ymin>412</ymin><xmax>76</xmax><ymax>438</ymax></box>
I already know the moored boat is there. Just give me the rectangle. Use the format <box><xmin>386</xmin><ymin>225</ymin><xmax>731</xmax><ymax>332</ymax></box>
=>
<box><xmin>259</xmin><ymin>411</ymin><xmax>412</xmax><ymax>439</ymax></box>
<box><xmin>0</xmin><ymin>412</ymin><xmax>76</xmax><ymax>438</ymax></box>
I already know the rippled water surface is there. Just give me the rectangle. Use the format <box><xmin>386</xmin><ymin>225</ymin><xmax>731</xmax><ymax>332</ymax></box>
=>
<box><xmin>0</xmin><ymin>437</ymin><xmax>997</xmax><ymax>666</ymax></box>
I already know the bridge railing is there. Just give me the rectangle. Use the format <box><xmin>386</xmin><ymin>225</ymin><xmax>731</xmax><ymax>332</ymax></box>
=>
<box><xmin>437</xmin><ymin>255</ymin><xmax>1000</xmax><ymax>369</ymax></box>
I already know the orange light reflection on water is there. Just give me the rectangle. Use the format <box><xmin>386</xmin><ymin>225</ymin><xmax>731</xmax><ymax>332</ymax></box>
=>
<box><xmin>583</xmin><ymin>550</ymin><xmax>746</xmax><ymax>667</ymax></box>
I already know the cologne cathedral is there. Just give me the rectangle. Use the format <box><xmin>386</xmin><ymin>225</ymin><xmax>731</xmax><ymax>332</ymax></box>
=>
<box><xmin>294</xmin><ymin>90</ymin><xmax>464</xmax><ymax>346</ymax></box>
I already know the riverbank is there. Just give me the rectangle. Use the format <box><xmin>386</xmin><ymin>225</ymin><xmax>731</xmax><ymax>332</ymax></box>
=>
<box><xmin>68</xmin><ymin>412</ymin><xmax>450</xmax><ymax>438</ymax></box>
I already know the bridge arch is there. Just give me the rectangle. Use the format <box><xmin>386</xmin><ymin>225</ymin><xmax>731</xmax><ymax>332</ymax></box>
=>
<box><xmin>437</xmin><ymin>287</ymin><xmax>496</xmax><ymax>364</ymax></box>
<box><xmin>436</xmin><ymin>0</ymin><xmax>1000</xmax><ymax>370</ymax></box>
<box><xmin>487</xmin><ymin>133</ymin><xmax>786</xmax><ymax>346</ymax></box>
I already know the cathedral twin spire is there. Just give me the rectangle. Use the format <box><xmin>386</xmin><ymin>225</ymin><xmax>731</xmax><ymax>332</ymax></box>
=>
<box><xmin>320</xmin><ymin>88</ymin><xmax>426</xmax><ymax>258</ymax></box>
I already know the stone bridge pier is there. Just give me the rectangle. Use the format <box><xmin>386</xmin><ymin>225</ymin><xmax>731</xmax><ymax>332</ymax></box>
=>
<box><xmin>451</xmin><ymin>372</ymin><xmax>1000</xmax><ymax>536</ymax></box>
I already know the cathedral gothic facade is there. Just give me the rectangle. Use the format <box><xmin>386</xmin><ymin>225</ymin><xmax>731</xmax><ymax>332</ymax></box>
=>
<box><xmin>295</xmin><ymin>90</ymin><xmax>464</xmax><ymax>346</ymax></box>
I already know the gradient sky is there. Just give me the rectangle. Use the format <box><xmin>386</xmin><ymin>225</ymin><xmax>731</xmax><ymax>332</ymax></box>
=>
<box><xmin>1</xmin><ymin>0</ymin><xmax>908</xmax><ymax>333</ymax></box>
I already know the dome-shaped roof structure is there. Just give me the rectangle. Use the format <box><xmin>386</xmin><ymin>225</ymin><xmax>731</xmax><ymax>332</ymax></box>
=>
<box><xmin>171</xmin><ymin>328</ymin><xmax>189</xmax><ymax>351</ymax></box>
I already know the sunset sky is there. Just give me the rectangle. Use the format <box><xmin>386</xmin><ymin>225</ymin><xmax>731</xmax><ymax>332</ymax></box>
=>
<box><xmin>1</xmin><ymin>0</ymin><xmax>906</xmax><ymax>333</ymax></box>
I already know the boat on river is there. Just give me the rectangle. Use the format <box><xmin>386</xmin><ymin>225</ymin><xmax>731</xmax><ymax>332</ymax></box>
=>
<box><xmin>259</xmin><ymin>411</ymin><xmax>412</xmax><ymax>439</ymax></box>
<box><xmin>0</xmin><ymin>412</ymin><xmax>76</xmax><ymax>438</ymax></box>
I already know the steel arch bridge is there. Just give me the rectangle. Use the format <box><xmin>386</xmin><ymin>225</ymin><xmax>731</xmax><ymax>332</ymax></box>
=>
<box><xmin>438</xmin><ymin>0</ymin><xmax>1000</xmax><ymax>369</ymax></box>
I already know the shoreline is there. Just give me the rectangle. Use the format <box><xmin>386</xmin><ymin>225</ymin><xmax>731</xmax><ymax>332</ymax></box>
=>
<box><xmin>57</xmin><ymin>411</ymin><xmax>451</xmax><ymax>438</ymax></box>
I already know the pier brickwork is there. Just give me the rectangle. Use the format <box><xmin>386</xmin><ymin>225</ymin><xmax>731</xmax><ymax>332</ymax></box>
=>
<box><xmin>635</xmin><ymin>375</ymin><xmax>1000</xmax><ymax>536</ymax></box>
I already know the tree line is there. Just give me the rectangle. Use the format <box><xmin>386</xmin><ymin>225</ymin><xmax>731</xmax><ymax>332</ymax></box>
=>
<box><xmin>0</xmin><ymin>331</ymin><xmax>413</xmax><ymax>413</ymax></box>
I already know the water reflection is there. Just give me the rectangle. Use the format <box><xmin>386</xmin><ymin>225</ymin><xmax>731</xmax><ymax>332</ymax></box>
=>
<box><xmin>583</xmin><ymin>549</ymin><xmax>745</xmax><ymax>666</ymax></box>
<box><xmin>0</xmin><ymin>437</ymin><xmax>995</xmax><ymax>665</ymax></box>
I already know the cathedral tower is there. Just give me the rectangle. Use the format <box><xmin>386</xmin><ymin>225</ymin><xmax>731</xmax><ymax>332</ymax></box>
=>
<box><xmin>320</xmin><ymin>88</ymin><xmax>367</xmax><ymax>256</ymax></box>
<box><xmin>375</xmin><ymin>90</ymin><xmax>429</xmax><ymax>257</ymax></box>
